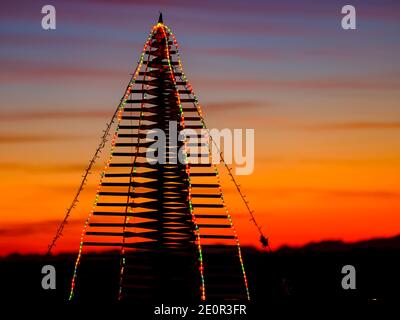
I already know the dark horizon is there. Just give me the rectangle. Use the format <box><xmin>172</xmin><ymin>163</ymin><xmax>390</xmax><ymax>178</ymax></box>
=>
<box><xmin>2</xmin><ymin>233</ymin><xmax>399</xmax><ymax>305</ymax></box>
<box><xmin>3</xmin><ymin>232</ymin><xmax>400</xmax><ymax>258</ymax></box>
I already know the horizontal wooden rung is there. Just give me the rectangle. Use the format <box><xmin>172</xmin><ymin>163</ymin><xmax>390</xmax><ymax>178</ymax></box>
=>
<box><xmin>89</xmin><ymin>222</ymin><xmax>157</xmax><ymax>228</ymax></box>
<box><xmin>125</xmin><ymin>99</ymin><xmax>158</xmax><ymax>104</ymax></box>
<box><xmin>120</xmin><ymin>116</ymin><xmax>158</xmax><ymax>121</ymax></box>
<box><xmin>184</xmin><ymin>125</ymin><xmax>203</xmax><ymax>129</ymax></box>
<box><xmin>191</xmin><ymin>194</ymin><xmax>220</xmax><ymax>198</ymax></box>
<box><xmin>117</xmin><ymin>133</ymin><xmax>148</xmax><ymax>138</ymax></box>
<box><xmin>112</xmin><ymin>152</ymin><xmax>148</xmax><ymax>157</ymax></box>
<box><xmin>115</xmin><ymin>142</ymin><xmax>153</xmax><ymax>147</ymax></box>
<box><xmin>93</xmin><ymin>211</ymin><xmax>159</xmax><ymax>218</ymax></box>
<box><xmin>192</xmin><ymin>204</ymin><xmax>224</xmax><ymax>208</ymax></box>
<box><xmin>86</xmin><ymin>231</ymin><xmax>160</xmax><ymax>239</ymax></box>
<box><xmin>98</xmin><ymin>191</ymin><xmax>134</xmax><ymax>196</ymax></box>
<box><xmin>197</xmin><ymin>224</ymin><xmax>230</xmax><ymax>228</ymax></box>
<box><xmin>191</xmin><ymin>183</ymin><xmax>219</xmax><ymax>188</ymax></box>
<box><xmin>143</xmin><ymin>60</ymin><xmax>179</xmax><ymax>65</ymax></box>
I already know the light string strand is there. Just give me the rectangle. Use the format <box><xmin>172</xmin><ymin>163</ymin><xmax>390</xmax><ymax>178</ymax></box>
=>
<box><xmin>118</xmin><ymin>40</ymin><xmax>153</xmax><ymax>300</ymax></box>
<box><xmin>68</xmin><ymin>30</ymin><xmax>155</xmax><ymax>300</ymax></box>
<box><xmin>165</xmin><ymin>27</ymin><xmax>267</xmax><ymax>248</ymax></box>
<box><xmin>47</xmin><ymin>103</ymin><xmax>119</xmax><ymax>255</ymax></box>
<box><xmin>161</xmin><ymin>24</ymin><xmax>206</xmax><ymax>301</ymax></box>
<box><xmin>166</xmin><ymin>25</ymin><xmax>254</xmax><ymax>300</ymax></box>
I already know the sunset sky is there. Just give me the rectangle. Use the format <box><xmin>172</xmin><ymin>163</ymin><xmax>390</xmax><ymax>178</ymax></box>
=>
<box><xmin>1</xmin><ymin>0</ymin><xmax>399</xmax><ymax>256</ymax></box>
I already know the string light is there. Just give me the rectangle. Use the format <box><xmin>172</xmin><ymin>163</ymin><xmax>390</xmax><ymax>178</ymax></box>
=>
<box><xmin>165</xmin><ymin>25</ymin><xmax>251</xmax><ymax>300</ymax></box>
<box><xmin>69</xmin><ymin>21</ymin><xmax>252</xmax><ymax>302</ymax></box>
<box><xmin>118</xmin><ymin>41</ymin><xmax>152</xmax><ymax>300</ymax></box>
<box><xmin>161</xmin><ymin>24</ymin><xmax>206</xmax><ymax>301</ymax></box>
<box><xmin>69</xmin><ymin>30</ymin><xmax>156</xmax><ymax>300</ymax></box>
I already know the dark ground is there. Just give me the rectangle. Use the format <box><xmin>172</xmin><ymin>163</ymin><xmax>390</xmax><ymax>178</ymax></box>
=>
<box><xmin>1</xmin><ymin>236</ymin><xmax>399</xmax><ymax>316</ymax></box>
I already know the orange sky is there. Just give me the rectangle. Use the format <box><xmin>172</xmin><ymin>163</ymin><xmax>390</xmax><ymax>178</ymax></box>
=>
<box><xmin>1</xmin><ymin>0</ymin><xmax>400</xmax><ymax>256</ymax></box>
<box><xmin>1</xmin><ymin>112</ymin><xmax>399</xmax><ymax>255</ymax></box>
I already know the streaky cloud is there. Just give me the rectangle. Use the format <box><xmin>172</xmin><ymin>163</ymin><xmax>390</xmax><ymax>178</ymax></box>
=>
<box><xmin>0</xmin><ymin>134</ymin><xmax>87</xmax><ymax>143</ymax></box>
<box><xmin>0</xmin><ymin>110</ymin><xmax>112</xmax><ymax>121</ymax></box>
